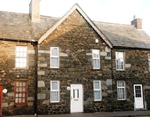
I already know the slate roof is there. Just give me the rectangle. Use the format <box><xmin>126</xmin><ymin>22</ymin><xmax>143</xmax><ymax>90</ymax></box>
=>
<box><xmin>0</xmin><ymin>11</ymin><xmax>59</xmax><ymax>41</ymax></box>
<box><xmin>94</xmin><ymin>21</ymin><xmax>150</xmax><ymax>49</ymax></box>
<box><xmin>0</xmin><ymin>10</ymin><xmax>150</xmax><ymax>49</ymax></box>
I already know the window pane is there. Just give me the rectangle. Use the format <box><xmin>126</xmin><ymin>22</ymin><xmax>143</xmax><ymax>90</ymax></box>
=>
<box><xmin>52</xmin><ymin>82</ymin><xmax>58</xmax><ymax>90</ymax></box>
<box><xmin>73</xmin><ymin>89</ymin><xmax>75</xmax><ymax>98</ymax></box>
<box><xmin>77</xmin><ymin>89</ymin><xmax>79</xmax><ymax>98</ymax></box>
<box><xmin>94</xmin><ymin>82</ymin><xmax>100</xmax><ymax>89</ymax></box>
<box><xmin>51</xmin><ymin>48</ymin><xmax>58</xmax><ymax>56</ymax></box>
<box><xmin>51</xmin><ymin>57</ymin><xmax>58</xmax><ymax>67</ymax></box>
<box><xmin>93</xmin><ymin>50</ymin><xmax>99</xmax><ymax>58</ymax></box>
<box><xmin>94</xmin><ymin>91</ymin><xmax>100</xmax><ymax>100</ymax></box>
<box><xmin>93</xmin><ymin>59</ymin><xmax>100</xmax><ymax>68</ymax></box>
<box><xmin>22</xmin><ymin>98</ymin><xmax>25</xmax><ymax>102</ymax></box>
<box><xmin>15</xmin><ymin>98</ymin><xmax>18</xmax><ymax>103</ymax></box>
<box><xmin>117</xmin><ymin>81</ymin><xmax>124</xmax><ymax>87</ymax></box>
<box><xmin>51</xmin><ymin>91</ymin><xmax>58</xmax><ymax>101</ymax></box>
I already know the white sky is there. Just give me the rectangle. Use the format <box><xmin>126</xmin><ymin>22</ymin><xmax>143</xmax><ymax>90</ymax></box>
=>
<box><xmin>0</xmin><ymin>0</ymin><xmax>150</xmax><ymax>35</ymax></box>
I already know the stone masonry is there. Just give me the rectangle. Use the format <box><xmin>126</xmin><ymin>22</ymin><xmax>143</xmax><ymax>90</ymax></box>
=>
<box><xmin>37</xmin><ymin>10</ymin><xmax>113</xmax><ymax>114</ymax></box>
<box><xmin>0</xmin><ymin>41</ymin><xmax>36</xmax><ymax>115</ymax></box>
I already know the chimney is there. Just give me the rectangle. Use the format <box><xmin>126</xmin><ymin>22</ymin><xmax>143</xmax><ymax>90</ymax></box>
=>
<box><xmin>131</xmin><ymin>15</ymin><xmax>142</xmax><ymax>29</ymax></box>
<box><xmin>29</xmin><ymin>0</ymin><xmax>40</xmax><ymax>22</ymax></box>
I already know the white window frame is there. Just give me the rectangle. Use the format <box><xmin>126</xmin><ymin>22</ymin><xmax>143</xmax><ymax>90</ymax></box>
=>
<box><xmin>50</xmin><ymin>80</ymin><xmax>60</xmax><ymax>103</ymax></box>
<box><xmin>92</xmin><ymin>49</ymin><xmax>100</xmax><ymax>69</ymax></box>
<box><xmin>93</xmin><ymin>80</ymin><xmax>102</xmax><ymax>101</ymax></box>
<box><xmin>50</xmin><ymin>47</ymin><xmax>59</xmax><ymax>68</ymax></box>
<box><xmin>15</xmin><ymin>46</ymin><xmax>27</xmax><ymax>69</ymax></box>
<box><xmin>115</xmin><ymin>52</ymin><xmax>125</xmax><ymax>70</ymax></box>
<box><xmin>117</xmin><ymin>81</ymin><xmax>126</xmax><ymax>100</ymax></box>
<box><xmin>148</xmin><ymin>54</ymin><xmax>150</xmax><ymax>70</ymax></box>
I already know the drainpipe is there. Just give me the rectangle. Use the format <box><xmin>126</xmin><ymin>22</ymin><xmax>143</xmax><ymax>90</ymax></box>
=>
<box><xmin>111</xmin><ymin>48</ymin><xmax>114</xmax><ymax>110</ymax></box>
<box><xmin>34</xmin><ymin>42</ymin><xmax>38</xmax><ymax>115</ymax></box>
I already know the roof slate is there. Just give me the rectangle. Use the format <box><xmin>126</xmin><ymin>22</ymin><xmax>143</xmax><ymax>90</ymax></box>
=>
<box><xmin>0</xmin><ymin>11</ymin><xmax>59</xmax><ymax>41</ymax></box>
<box><xmin>94</xmin><ymin>21</ymin><xmax>150</xmax><ymax>49</ymax></box>
<box><xmin>0</xmin><ymin>10</ymin><xmax>150</xmax><ymax>49</ymax></box>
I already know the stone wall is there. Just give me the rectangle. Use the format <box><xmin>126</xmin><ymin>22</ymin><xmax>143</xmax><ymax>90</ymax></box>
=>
<box><xmin>37</xmin><ymin>10</ymin><xmax>113</xmax><ymax>114</ymax></box>
<box><xmin>112</xmin><ymin>48</ymin><xmax>150</xmax><ymax>111</ymax></box>
<box><xmin>0</xmin><ymin>41</ymin><xmax>36</xmax><ymax>115</ymax></box>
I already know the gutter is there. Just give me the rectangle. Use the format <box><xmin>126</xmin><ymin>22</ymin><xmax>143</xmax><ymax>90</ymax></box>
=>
<box><xmin>0</xmin><ymin>38</ymin><xmax>37</xmax><ymax>43</ymax></box>
<box><xmin>111</xmin><ymin>48</ymin><xmax>114</xmax><ymax>110</ymax></box>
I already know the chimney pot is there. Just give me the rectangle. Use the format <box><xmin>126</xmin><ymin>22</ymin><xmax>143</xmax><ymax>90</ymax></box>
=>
<box><xmin>131</xmin><ymin>15</ymin><xmax>142</xmax><ymax>29</ymax></box>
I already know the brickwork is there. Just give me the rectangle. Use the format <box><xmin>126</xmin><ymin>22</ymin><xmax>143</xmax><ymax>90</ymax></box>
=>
<box><xmin>0</xmin><ymin>41</ymin><xmax>36</xmax><ymax>115</ymax></box>
<box><xmin>37</xmin><ymin>10</ymin><xmax>112</xmax><ymax>114</ymax></box>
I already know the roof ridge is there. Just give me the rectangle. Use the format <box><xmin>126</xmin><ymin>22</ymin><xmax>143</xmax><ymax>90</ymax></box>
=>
<box><xmin>93</xmin><ymin>20</ymin><xmax>132</xmax><ymax>26</ymax></box>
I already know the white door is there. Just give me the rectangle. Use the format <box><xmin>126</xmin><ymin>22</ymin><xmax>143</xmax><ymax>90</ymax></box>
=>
<box><xmin>134</xmin><ymin>84</ymin><xmax>144</xmax><ymax>109</ymax></box>
<box><xmin>70</xmin><ymin>84</ymin><xmax>83</xmax><ymax>113</ymax></box>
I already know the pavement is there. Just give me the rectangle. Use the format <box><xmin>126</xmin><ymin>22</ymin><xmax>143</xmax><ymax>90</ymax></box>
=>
<box><xmin>3</xmin><ymin>111</ymin><xmax>150</xmax><ymax>117</ymax></box>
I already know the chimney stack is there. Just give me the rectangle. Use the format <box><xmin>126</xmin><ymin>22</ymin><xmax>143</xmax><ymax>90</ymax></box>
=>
<box><xmin>29</xmin><ymin>0</ymin><xmax>40</xmax><ymax>22</ymax></box>
<box><xmin>131</xmin><ymin>15</ymin><xmax>142</xmax><ymax>29</ymax></box>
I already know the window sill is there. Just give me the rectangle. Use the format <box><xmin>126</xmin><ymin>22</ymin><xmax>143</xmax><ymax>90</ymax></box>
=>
<box><xmin>116</xmin><ymin>69</ymin><xmax>125</xmax><ymax>71</ymax></box>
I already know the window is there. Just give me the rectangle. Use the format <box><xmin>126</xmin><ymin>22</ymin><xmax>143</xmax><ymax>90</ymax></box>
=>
<box><xmin>15</xmin><ymin>46</ymin><xmax>27</xmax><ymax>68</ymax></box>
<box><xmin>14</xmin><ymin>81</ymin><xmax>27</xmax><ymax>105</ymax></box>
<box><xmin>93</xmin><ymin>80</ymin><xmax>102</xmax><ymax>101</ymax></box>
<box><xmin>116</xmin><ymin>52</ymin><xmax>124</xmax><ymax>70</ymax></box>
<box><xmin>92</xmin><ymin>49</ymin><xmax>100</xmax><ymax>69</ymax></box>
<box><xmin>50</xmin><ymin>47</ymin><xmax>59</xmax><ymax>68</ymax></box>
<box><xmin>117</xmin><ymin>81</ymin><xmax>126</xmax><ymax>100</ymax></box>
<box><xmin>50</xmin><ymin>81</ymin><xmax>60</xmax><ymax>102</ymax></box>
<box><xmin>148</xmin><ymin>54</ymin><xmax>150</xmax><ymax>69</ymax></box>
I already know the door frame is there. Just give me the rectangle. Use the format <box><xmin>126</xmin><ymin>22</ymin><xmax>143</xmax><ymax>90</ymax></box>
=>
<box><xmin>70</xmin><ymin>84</ymin><xmax>83</xmax><ymax>113</ymax></box>
<box><xmin>134</xmin><ymin>84</ymin><xmax>144</xmax><ymax>110</ymax></box>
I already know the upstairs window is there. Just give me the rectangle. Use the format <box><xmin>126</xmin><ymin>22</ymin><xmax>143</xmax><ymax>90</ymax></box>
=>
<box><xmin>148</xmin><ymin>54</ymin><xmax>150</xmax><ymax>69</ymax></box>
<box><xmin>92</xmin><ymin>49</ymin><xmax>100</xmax><ymax>69</ymax></box>
<box><xmin>93</xmin><ymin>80</ymin><xmax>102</xmax><ymax>101</ymax></box>
<box><xmin>50</xmin><ymin>81</ymin><xmax>60</xmax><ymax>103</ymax></box>
<box><xmin>15</xmin><ymin>46</ymin><xmax>27</xmax><ymax>68</ymax></box>
<box><xmin>15</xmin><ymin>81</ymin><xmax>27</xmax><ymax>105</ymax></box>
<box><xmin>117</xmin><ymin>81</ymin><xmax>126</xmax><ymax>100</ymax></box>
<box><xmin>116</xmin><ymin>52</ymin><xmax>124</xmax><ymax>70</ymax></box>
<box><xmin>50</xmin><ymin>47</ymin><xmax>59</xmax><ymax>68</ymax></box>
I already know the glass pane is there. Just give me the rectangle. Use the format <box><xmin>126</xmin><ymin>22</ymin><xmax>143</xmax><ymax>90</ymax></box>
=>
<box><xmin>94</xmin><ymin>81</ymin><xmax>100</xmax><ymax>89</ymax></box>
<box><xmin>16</xmin><ymin>82</ymin><xmax>19</xmax><ymax>86</ymax></box>
<box><xmin>94</xmin><ymin>91</ymin><xmax>100</xmax><ymax>100</ymax></box>
<box><xmin>116</xmin><ymin>52</ymin><xmax>123</xmax><ymax>59</ymax></box>
<box><xmin>19</xmin><ymin>93</ymin><xmax>22</xmax><ymax>97</ymax></box>
<box><xmin>51</xmin><ymin>91</ymin><xmax>58</xmax><ymax>101</ymax></box>
<box><xmin>15</xmin><ymin>98</ymin><xmax>18</xmax><ymax>102</ymax></box>
<box><xmin>20</xmin><ymin>82</ymin><xmax>22</xmax><ymax>86</ymax></box>
<box><xmin>23</xmin><ymin>93</ymin><xmax>25</xmax><ymax>97</ymax></box>
<box><xmin>117</xmin><ymin>88</ymin><xmax>125</xmax><ymax>99</ymax></box>
<box><xmin>73</xmin><ymin>89</ymin><xmax>75</xmax><ymax>98</ymax></box>
<box><xmin>51</xmin><ymin>58</ymin><xmax>58</xmax><ymax>67</ymax></box>
<box><xmin>117</xmin><ymin>81</ymin><xmax>124</xmax><ymax>87</ymax></box>
<box><xmin>93</xmin><ymin>50</ymin><xmax>99</xmax><ymax>58</ymax></box>
<box><xmin>16</xmin><ymin>93</ymin><xmax>18</xmax><ymax>97</ymax></box>
<box><xmin>23</xmin><ymin>82</ymin><xmax>26</xmax><ymax>86</ymax></box>
<box><xmin>51</xmin><ymin>48</ymin><xmax>58</xmax><ymax>56</ymax></box>
<box><xmin>135</xmin><ymin>86</ymin><xmax>141</xmax><ymax>97</ymax></box>
<box><xmin>52</xmin><ymin>82</ymin><xmax>58</xmax><ymax>90</ymax></box>
<box><xmin>93</xmin><ymin>59</ymin><xmax>100</xmax><ymax>68</ymax></box>
<box><xmin>19</xmin><ymin>98</ymin><xmax>22</xmax><ymax>102</ymax></box>
<box><xmin>19</xmin><ymin>87</ymin><xmax>22</xmax><ymax>91</ymax></box>
<box><xmin>23</xmin><ymin>87</ymin><xmax>26</xmax><ymax>91</ymax></box>
<box><xmin>77</xmin><ymin>89</ymin><xmax>79</xmax><ymax>98</ymax></box>
<box><xmin>22</xmin><ymin>98</ymin><xmax>25</xmax><ymax>102</ymax></box>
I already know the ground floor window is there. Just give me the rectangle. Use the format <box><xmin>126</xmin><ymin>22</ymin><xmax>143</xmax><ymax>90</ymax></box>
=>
<box><xmin>50</xmin><ymin>80</ymin><xmax>60</xmax><ymax>103</ymax></box>
<box><xmin>14</xmin><ymin>81</ymin><xmax>27</xmax><ymax>105</ymax></box>
<box><xmin>93</xmin><ymin>80</ymin><xmax>102</xmax><ymax>101</ymax></box>
<box><xmin>117</xmin><ymin>81</ymin><xmax>126</xmax><ymax>100</ymax></box>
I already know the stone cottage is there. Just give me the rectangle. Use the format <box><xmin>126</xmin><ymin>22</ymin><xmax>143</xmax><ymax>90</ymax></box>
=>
<box><xmin>0</xmin><ymin>0</ymin><xmax>150</xmax><ymax>115</ymax></box>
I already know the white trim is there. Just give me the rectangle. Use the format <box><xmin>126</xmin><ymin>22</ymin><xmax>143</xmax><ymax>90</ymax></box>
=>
<box><xmin>38</xmin><ymin>4</ymin><xmax>112</xmax><ymax>48</ymax></box>
<box><xmin>93</xmin><ymin>80</ymin><xmax>102</xmax><ymax>101</ymax></box>
<box><xmin>117</xmin><ymin>81</ymin><xmax>126</xmax><ymax>100</ymax></box>
<box><xmin>115</xmin><ymin>52</ymin><xmax>125</xmax><ymax>71</ymax></box>
<box><xmin>92</xmin><ymin>49</ymin><xmax>100</xmax><ymax>69</ymax></box>
<box><xmin>50</xmin><ymin>80</ymin><xmax>60</xmax><ymax>103</ymax></box>
<box><xmin>15</xmin><ymin>46</ymin><xmax>28</xmax><ymax>69</ymax></box>
<box><xmin>50</xmin><ymin>47</ymin><xmax>59</xmax><ymax>68</ymax></box>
